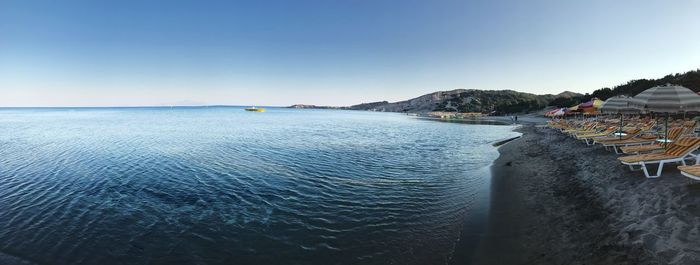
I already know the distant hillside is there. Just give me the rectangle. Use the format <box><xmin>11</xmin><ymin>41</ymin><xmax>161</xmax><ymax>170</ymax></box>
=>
<box><xmin>348</xmin><ymin>89</ymin><xmax>582</xmax><ymax>114</ymax></box>
<box><xmin>346</xmin><ymin>101</ymin><xmax>389</xmax><ymax>111</ymax></box>
<box><xmin>289</xmin><ymin>104</ymin><xmax>342</xmax><ymax>109</ymax></box>
<box><xmin>290</xmin><ymin>69</ymin><xmax>700</xmax><ymax>114</ymax></box>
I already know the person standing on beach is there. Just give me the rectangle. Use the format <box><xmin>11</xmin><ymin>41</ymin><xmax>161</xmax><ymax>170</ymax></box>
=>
<box><xmin>515</xmin><ymin>116</ymin><xmax>518</xmax><ymax>123</ymax></box>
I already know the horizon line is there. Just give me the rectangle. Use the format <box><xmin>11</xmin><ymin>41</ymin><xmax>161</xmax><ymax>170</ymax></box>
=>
<box><xmin>0</xmin><ymin>105</ymin><xmax>293</xmax><ymax>109</ymax></box>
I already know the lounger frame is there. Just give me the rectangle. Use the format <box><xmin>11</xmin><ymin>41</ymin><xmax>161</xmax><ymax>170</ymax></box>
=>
<box><xmin>621</xmin><ymin>151</ymin><xmax>699</xmax><ymax>178</ymax></box>
<box><xmin>680</xmin><ymin>170</ymin><xmax>700</xmax><ymax>181</ymax></box>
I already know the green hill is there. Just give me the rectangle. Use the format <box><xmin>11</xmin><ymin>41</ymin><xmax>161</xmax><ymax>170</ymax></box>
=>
<box><xmin>348</xmin><ymin>89</ymin><xmax>581</xmax><ymax>114</ymax></box>
<box><xmin>348</xmin><ymin>69</ymin><xmax>700</xmax><ymax>114</ymax></box>
<box><xmin>295</xmin><ymin>69</ymin><xmax>700</xmax><ymax>114</ymax></box>
<box><xmin>588</xmin><ymin>69</ymin><xmax>700</xmax><ymax>100</ymax></box>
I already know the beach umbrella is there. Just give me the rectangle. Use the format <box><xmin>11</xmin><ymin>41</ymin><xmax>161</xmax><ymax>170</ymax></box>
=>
<box><xmin>552</xmin><ymin>108</ymin><xmax>566</xmax><ymax>117</ymax></box>
<box><xmin>578</xmin><ymin>98</ymin><xmax>604</xmax><ymax>113</ymax></box>
<box><xmin>564</xmin><ymin>107</ymin><xmax>574</xmax><ymax>117</ymax></box>
<box><xmin>568</xmin><ymin>104</ymin><xmax>582</xmax><ymax>119</ymax></box>
<box><xmin>568</xmin><ymin>105</ymin><xmax>579</xmax><ymax>112</ymax></box>
<box><xmin>600</xmin><ymin>96</ymin><xmax>641</xmax><ymax>139</ymax></box>
<box><xmin>594</xmin><ymin>98</ymin><xmax>604</xmax><ymax>109</ymax></box>
<box><xmin>545</xmin><ymin>108</ymin><xmax>560</xmax><ymax>117</ymax></box>
<box><xmin>630</xmin><ymin>84</ymin><xmax>700</xmax><ymax>145</ymax></box>
<box><xmin>600</xmin><ymin>95</ymin><xmax>640</xmax><ymax>114</ymax></box>
<box><xmin>548</xmin><ymin>108</ymin><xmax>563</xmax><ymax>117</ymax></box>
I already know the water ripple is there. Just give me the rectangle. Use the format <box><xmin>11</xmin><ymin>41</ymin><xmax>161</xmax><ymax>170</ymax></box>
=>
<box><xmin>0</xmin><ymin>107</ymin><xmax>518</xmax><ymax>265</ymax></box>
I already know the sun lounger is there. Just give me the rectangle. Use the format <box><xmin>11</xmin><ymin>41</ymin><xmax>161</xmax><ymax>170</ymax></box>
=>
<box><xmin>599</xmin><ymin>135</ymin><xmax>658</xmax><ymax>154</ymax></box>
<box><xmin>575</xmin><ymin>127</ymin><xmax>617</xmax><ymax>145</ymax></box>
<box><xmin>619</xmin><ymin>144</ymin><xmax>666</xmax><ymax>155</ymax></box>
<box><xmin>548</xmin><ymin>120</ymin><xmax>572</xmax><ymax>130</ymax></box>
<box><xmin>619</xmin><ymin>127</ymin><xmax>686</xmax><ymax>154</ymax></box>
<box><xmin>618</xmin><ymin>137</ymin><xmax>700</xmax><ymax>178</ymax></box>
<box><xmin>593</xmin><ymin>128</ymin><xmax>642</xmax><ymax>144</ymax></box>
<box><xmin>568</xmin><ymin>123</ymin><xmax>606</xmax><ymax>137</ymax></box>
<box><xmin>683</xmin><ymin>120</ymin><xmax>698</xmax><ymax>136</ymax></box>
<box><xmin>563</xmin><ymin>123</ymin><xmax>595</xmax><ymax>134</ymax></box>
<box><xmin>678</xmin><ymin>165</ymin><xmax>700</xmax><ymax>181</ymax></box>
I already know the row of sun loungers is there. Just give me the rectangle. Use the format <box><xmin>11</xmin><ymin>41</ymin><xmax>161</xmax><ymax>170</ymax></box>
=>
<box><xmin>547</xmin><ymin>118</ymin><xmax>700</xmax><ymax>179</ymax></box>
<box><xmin>619</xmin><ymin>137</ymin><xmax>700</xmax><ymax>178</ymax></box>
<box><xmin>619</xmin><ymin>127</ymin><xmax>686</xmax><ymax>154</ymax></box>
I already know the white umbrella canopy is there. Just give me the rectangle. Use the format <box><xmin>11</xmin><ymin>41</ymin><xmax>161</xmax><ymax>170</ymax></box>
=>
<box><xmin>629</xmin><ymin>84</ymin><xmax>700</xmax><ymax>113</ymax></box>
<box><xmin>600</xmin><ymin>96</ymin><xmax>641</xmax><ymax>114</ymax></box>
<box><xmin>600</xmin><ymin>96</ymin><xmax>642</xmax><ymax>139</ymax></box>
<box><xmin>630</xmin><ymin>84</ymin><xmax>700</xmax><ymax>145</ymax></box>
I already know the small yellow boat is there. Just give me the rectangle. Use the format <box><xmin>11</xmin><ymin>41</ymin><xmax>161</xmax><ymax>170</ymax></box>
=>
<box><xmin>244</xmin><ymin>107</ymin><xmax>265</xmax><ymax>112</ymax></box>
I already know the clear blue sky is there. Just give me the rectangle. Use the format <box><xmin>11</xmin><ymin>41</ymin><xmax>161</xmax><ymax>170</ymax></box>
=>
<box><xmin>1</xmin><ymin>0</ymin><xmax>699</xmax><ymax>107</ymax></box>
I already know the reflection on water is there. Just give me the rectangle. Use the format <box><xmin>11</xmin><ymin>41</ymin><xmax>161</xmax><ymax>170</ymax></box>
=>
<box><xmin>0</xmin><ymin>107</ymin><xmax>518</xmax><ymax>265</ymax></box>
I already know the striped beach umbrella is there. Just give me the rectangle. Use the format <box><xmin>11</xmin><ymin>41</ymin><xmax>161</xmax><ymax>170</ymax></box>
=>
<box><xmin>578</xmin><ymin>98</ymin><xmax>604</xmax><ymax>110</ymax></box>
<box><xmin>629</xmin><ymin>84</ymin><xmax>700</xmax><ymax>113</ymax></box>
<box><xmin>630</xmin><ymin>84</ymin><xmax>700</xmax><ymax>144</ymax></box>
<box><xmin>600</xmin><ymin>96</ymin><xmax>641</xmax><ymax>139</ymax></box>
<box><xmin>578</xmin><ymin>98</ymin><xmax>604</xmax><ymax>115</ymax></box>
<box><xmin>600</xmin><ymin>96</ymin><xmax>639</xmax><ymax>114</ymax></box>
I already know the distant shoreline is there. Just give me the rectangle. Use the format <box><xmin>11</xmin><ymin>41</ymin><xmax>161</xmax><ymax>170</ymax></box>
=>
<box><xmin>0</xmin><ymin>105</ymin><xmax>282</xmax><ymax>109</ymax></box>
<box><xmin>412</xmin><ymin>116</ymin><xmax>513</xmax><ymax>126</ymax></box>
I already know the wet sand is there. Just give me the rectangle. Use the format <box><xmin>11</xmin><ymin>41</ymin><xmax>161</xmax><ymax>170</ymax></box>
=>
<box><xmin>461</xmin><ymin>124</ymin><xmax>700</xmax><ymax>264</ymax></box>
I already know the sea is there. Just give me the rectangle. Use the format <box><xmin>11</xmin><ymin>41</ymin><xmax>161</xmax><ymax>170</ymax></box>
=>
<box><xmin>0</xmin><ymin>107</ymin><xmax>518</xmax><ymax>265</ymax></box>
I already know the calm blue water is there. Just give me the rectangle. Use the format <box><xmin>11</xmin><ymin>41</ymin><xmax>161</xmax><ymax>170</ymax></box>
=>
<box><xmin>0</xmin><ymin>107</ymin><xmax>517</xmax><ymax>265</ymax></box>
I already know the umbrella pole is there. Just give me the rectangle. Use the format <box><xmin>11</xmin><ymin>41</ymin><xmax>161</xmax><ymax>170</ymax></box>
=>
<box><xmin>619</xmin><ymin>113</ymin><xmax>623</xmax><ymax>140</ymax></box>
<box><xmin>665</xmin><ymin>112</ymin><xmax>669</xmax><ymax>148</ymax></box>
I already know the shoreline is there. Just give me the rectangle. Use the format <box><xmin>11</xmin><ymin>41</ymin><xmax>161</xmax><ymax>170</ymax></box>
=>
<box><xmin>465</xmin><ymin>124</ymin><xmax>649</xmax><ymax>264</ymax></box>
<box><xmin>447</xmin><ymin>129</ymin><xmax>523</xmax><ymax>265</ymax></box>
<box><xmin>457</xmin><ymin>122</ymin><xmax>700</xmax><ymax>264</ymax></box>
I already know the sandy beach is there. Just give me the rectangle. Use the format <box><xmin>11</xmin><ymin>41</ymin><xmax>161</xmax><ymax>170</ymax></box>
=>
<box><xmin>464</xmin><ymin>122</ymin><xmax>700</xmax><ymax>264</ymax></box>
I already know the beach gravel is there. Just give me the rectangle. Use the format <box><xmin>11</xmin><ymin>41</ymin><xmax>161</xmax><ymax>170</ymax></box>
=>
<box><xmin>470</xmin><ymin>124</ymin><xmax>700</xmax><ymax>265</ymax></box>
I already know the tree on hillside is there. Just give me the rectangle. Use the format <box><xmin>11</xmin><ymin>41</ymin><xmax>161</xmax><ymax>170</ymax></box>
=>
<box><xmin>590</xmin><ymin>69</ymin><xmax>700</xmax><ymax>97</ymax></box>
<box><xmin>591</xmin><ymin>87</ymin><xmax>613</xmax><ymax>100</ymax></box>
